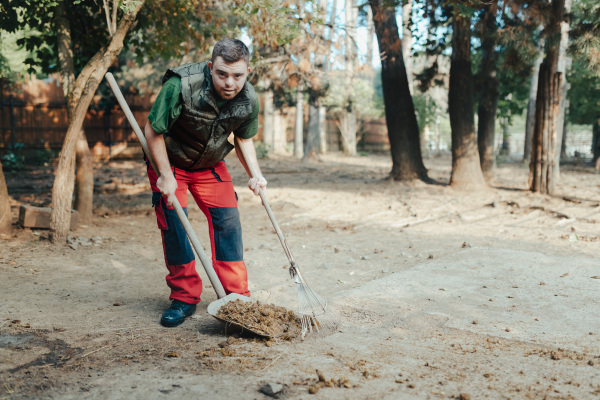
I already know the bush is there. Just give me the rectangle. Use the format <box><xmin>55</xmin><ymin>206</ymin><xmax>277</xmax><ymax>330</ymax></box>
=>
<box><xmin>1</xmin><ymin>144</ymin><xmax>25</xmax><ymax>171</ymax></box>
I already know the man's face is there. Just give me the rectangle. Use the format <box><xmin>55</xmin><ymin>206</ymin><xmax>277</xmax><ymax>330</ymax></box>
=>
<box><xmin>208</xmin><ymin>56</ymin><xmax>251</xmax><ymax>100</ymax></box>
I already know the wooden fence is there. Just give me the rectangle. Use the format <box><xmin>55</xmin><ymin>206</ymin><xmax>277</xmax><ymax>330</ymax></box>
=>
<box><xmin>0</xmin><ymin>74</ymin><xmax>391</xmax><ymax>161</ymax></box>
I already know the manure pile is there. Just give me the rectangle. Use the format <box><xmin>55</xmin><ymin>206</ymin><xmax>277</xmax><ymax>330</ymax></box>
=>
<box><xmin>217</xmin><ymin>300</ymin><xmax>302</xmax><ymax>338</ymax></box>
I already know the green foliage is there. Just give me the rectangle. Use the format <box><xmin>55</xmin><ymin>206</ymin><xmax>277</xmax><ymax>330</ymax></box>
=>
<box><xmin>570</xmin><ymin>0</ymin><xmax>600</xmax><ymax>73</ymax></box>
<box><xmin>3</xmin><ymin>0</ymin><xmax>111</xmax><ymax>75</ymax></box>
<box><xmin>129</xmin><ymin>0</ymin><xmax>227</xmax><ymax>65</ymax></box>
<box><xmin>412</xmin><ymin>93</ymin><xmax>438</xmax><ymax>133</ymax></box>
<box><xmin>1</xmin><ymin>143</ymin><xmax>25</xmax><ymax>171</ymax></box>
<box><xmin>0</xmin><ymin>144</ymin><xmax>56</xmax><ymax>170</ymax></box>
<box><xmin>567</xmin><ymin>56</ymin><xmax>600</xmax><ymax>125</ymax></box>
<box><xmin>323</xmin><ymin>71</ymin><xmax>383</xmax><ymax>120</ymax></box>
<box><xmin>232</xmin><ymin>0</ymin><xmax>301</xmax><ymax>51</ymax></box>
<box><xmin>30</xmin><ymin>148</ymin><xmax>57</xmax><ymax>166</ymax></box>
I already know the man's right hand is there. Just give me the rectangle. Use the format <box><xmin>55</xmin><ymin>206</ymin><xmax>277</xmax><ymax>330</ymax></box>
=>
<box><xmin>156</xmin><ymin>172</ymin><xmax>178</xmax><ymax>208</ymax></box>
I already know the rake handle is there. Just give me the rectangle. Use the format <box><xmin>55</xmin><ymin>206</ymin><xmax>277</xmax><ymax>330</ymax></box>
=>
<box><xmin>234</xmin><ymin>137</ymin><xmax>296</xmax><ymax>267</ymax></box>
<box><xmin>104</xmin><ymin>72</ymin><xmax>227</xmax><ymax>299</ymax></box>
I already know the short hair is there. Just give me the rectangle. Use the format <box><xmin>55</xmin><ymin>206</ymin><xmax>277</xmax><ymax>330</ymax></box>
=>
<box><xmin>211</xmin><ymin>39</ymin><xmax>250</xmax><ymax>65</ymax></box>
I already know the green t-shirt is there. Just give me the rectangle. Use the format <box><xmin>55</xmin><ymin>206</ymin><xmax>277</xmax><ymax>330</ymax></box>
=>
<box><xmin>147</xmin><ymin>76</ymin><xmax>259</xmax><ymax>139</ymax></box>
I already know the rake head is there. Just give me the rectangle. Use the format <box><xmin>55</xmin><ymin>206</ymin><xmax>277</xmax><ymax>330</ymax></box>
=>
<box><xmin>290</xmin><ymin>266</ymin><xmax>340</xmax><ymax>338</ymax></box>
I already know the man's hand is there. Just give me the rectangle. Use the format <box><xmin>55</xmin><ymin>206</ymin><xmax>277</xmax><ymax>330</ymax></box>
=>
<box><xmin>156</xmin><ymin>172</ymin><xmax>178</xmax><ymax>207</ymax></box>
<box><xmin>248</xmin><ymin>176</ymin><xmax>267</xmax><ymax>196</ymax></box>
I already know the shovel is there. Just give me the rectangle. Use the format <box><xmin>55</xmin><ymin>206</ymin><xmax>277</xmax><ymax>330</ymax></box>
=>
<box><xmin>104</xmin><ymin>72</ymin><xmax>269</xmax><ymax>338</ymax></box>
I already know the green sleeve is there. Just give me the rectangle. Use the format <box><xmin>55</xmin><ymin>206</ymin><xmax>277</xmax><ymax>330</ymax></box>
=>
<box><xmin>147</xmin><ymin>76</ymin><xmax>182</xmax><ymax>135</ymax></box>
<box><xmin>234</xmin><ymin>100</ymin><xmax>260</xmax><ymax>139</ymax></box>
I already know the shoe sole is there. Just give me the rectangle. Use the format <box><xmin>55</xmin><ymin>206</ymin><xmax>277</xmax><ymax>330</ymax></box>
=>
<box><xmin>160</xmin><ymin>317</ymin><xmax>187</xmax><ymax>327</ymax></box>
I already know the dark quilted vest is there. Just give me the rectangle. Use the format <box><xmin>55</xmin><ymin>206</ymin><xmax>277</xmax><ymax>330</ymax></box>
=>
<box><xmin>161</xmin><ymin>62</ymin><xmax>257</xmax><ymax>170</ymax></box>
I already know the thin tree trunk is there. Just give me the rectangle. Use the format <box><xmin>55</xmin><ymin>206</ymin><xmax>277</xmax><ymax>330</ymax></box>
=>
<box><xmin>316</xmin><ymin>0</ymin><xmax>329</xmax><ymax>154</ymax></box>
<box><xmin>56</xmin><ymin>0</ymin><xmax>94</xmax><ymax>224</ymax></box>
<box><xmin>369</xmin><ymin>0</ymin><xmax>427</xmax><ymax>181</ymax></box>
<box><xmin>529</xmin><ymin>0</ymin><xmax>565</xmax><ymax>195</ymax></box>
<box><xmin>263</xmin><ymin>88</ymin><xmax>275</xmax><ymax>152</ymax></box>
<box><xmin>340</xmin><ymin>0</ymin><xmax>358</xmax><ymax>156</ymax></box>
<box><xmin>294</xmin><ymin>0</ymin><xmax>306</xmax><ymax>159</ymax></box>
<box><xmin>304</xmin><ymin>96</ymin><xmax>320</xmax><ymax>161</ymax></box>
<box><xmin>337</xmin><ymin>110</ymin><xmax>357</xmax><ymax>155</ymax></box>
<box><xmin>318</xmin><ymin>106</ymin><xmax>327</xmax><ymax>154</ymax></box>
<box><xmin>402</xmin><ymin>0</ymin><xmax>413</xmax><ymax>94</ymax></box>
<box><xmin>366</xmin><ymin>6</ymin><xmax>374</xmax><ymax>69</ymax></box>
<box><xmin>273</xmin><ymin>108</ymin><xmax>288</xmax><ymax>154</ymax></box>
<box><xmin>74</xmin><ymin>129</ymin><xmax>93</xmax><ymax>223</ymax></box>
<box><xmin>553</xmin><ymin>0</ymin><xmax>572</xmax><ymax>185</ymax></box>
<box><xmin>477</xmin><ymin>0</ymin><xmax>499</xmax><ymax>180</ymax></box>
<box><xmin>50</xmin><ymin>1</ymin><xmax>145</xmax><ymax>243</ymax></box>
<box><xmin>449</xmin><ymin>10</ymin><xmax>486</xmax><ymax>189</ymax></box>
<box><xmin>294</xmin><ymin>83</ymin><xmax>304</xmax><ymax>158</ymax></box>
<box><xmin>560</xmin><ymin>114</ymin><xmax>568</xmax><ymax>159</ymax></box>
<box><xmin>523</xmin><ymin>44</ymin><xmax>543</xmax><ymax>165</ymax></box>
<box><xmin>0</xmin><ymin>161</ymin><xmax>11</xmax><ymax>233</ymax></box>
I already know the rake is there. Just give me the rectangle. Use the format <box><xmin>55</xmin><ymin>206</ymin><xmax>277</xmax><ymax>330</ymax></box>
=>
<box><xmin>235</xmin><ymin>137</ymin><xmax>340</xmax><ymax>337</ymax></box>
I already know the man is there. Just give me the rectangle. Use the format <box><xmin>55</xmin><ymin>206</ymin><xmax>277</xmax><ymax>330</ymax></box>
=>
<box><xmin>144</xmin><ymin>38</ymin><xmax>267</xmax><ymax>327</ymax></box>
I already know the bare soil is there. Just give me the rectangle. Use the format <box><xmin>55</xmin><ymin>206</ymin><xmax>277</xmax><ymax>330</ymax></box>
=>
<box><xmin>1</xmin><ymin>151</ymin><xmax>600</xmax><ymax>400</ymax></box>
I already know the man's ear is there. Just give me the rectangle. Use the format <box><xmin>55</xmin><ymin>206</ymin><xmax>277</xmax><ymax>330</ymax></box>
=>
<box><xmin>247</xmin><ymin>67</ymin><xmax>251</xmax><ymax>74</ymax></box>
<box><xmin>208</xmin><ymin>61</ymin><xmax>213</xmax><ymax>71</ymax></box>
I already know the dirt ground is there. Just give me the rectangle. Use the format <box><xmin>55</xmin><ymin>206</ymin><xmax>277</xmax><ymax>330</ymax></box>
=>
<box><xmin>1</xmin><ymin>151</ymin><xmax>600</xmax><ymax>400</ymax></box>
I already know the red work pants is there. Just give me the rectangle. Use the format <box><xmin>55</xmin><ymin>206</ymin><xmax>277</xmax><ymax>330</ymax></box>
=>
<box><xmin>147</xmin><ymin>161</ymin><xmax>250</xmax><ymax>304</ymax></box>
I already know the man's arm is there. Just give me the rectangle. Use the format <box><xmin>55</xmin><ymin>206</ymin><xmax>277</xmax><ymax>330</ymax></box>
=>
<box><xmin>234</xmin><ymin>136</ymin><xmax>267</xmax><ymax>195</ymax></box>
<box><xmin>145</xmin><ymin>121</ymin><xmax>178</xmax><ymax>207</ymax></box>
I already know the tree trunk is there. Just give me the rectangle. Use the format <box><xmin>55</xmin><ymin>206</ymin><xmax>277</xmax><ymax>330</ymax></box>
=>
<box><xmin>560</xmin><ymin>115</ymin><xmax>568</xmax><ymax>159</ymax></box>
<box><xmin>263</xmin><ymin>88</ymin><xmax>275</xmax><ymax>152</ymax></box>
<box><xmin>74</xmin><ymin>129</ymin><xmax>94</xmax><ymax>223</ymax></box>
<box><xmin>273</xmin><ymin>108</ymin><xmax>288</xmax><ymax>154</ymax></box>
<box><xmin>366</xmin><ymin>6</ymin><xmax>374</xmax><ymax>69</ymax></box>
<box><xmin>592</xmin><ymin>120</ymin><xmax>600</xmax><ymax>165</ymax></box>
<box><xmin>337</xmin><ymin>110</ymin><xmax>357</xmax><ymax>155</ymax></box>
<box><xmin>56</xmin><ymin>0</ymin><xmax>93</xmax><ymax>224</ymax></box>
<box><xmin>294</xmin><ymin>0</ymin><xmax>306</xmax><ymax>159</ymax></box>
<box><xmin>304</xmin><ymin>96</ymin><xmax>320</xmax><ymax>161</ymax></box>
<box><xmin>0</xmin><ymin>161</ymin><xmax>12</xmax><ymax>233</ymax></box>
<box><xmin>449</xmin><ymin>10</ymin><xmax>486</xmax><ymax>190</ymax></box>
<box><xmin>553</xmin><ymin>0</ymin><xmax>572</xmax><ymax>184</ymax></box>
<box><xmin>402</xmin><ymin>0</ymin><xmax>413</xmax><ymax>94</ymax></box>
<box><xmin>318</xmin><ymin>105</ymin><xmax>327</xmax><ymax>154</ymax></box>
<box><xmin>294</xmin><ymin>84</ymin><xmax>304</xmax><ymax>158</ymax></box>
<box><xmin>477</xmin><ymin>0</ymin><xmax>499</xmax><ymax>180</ymax></box>
<box><xmin>369</xmin><ymin>0</ymin><xmax>427</xmax><ymax>181</ymax></box>
<box><xmin>340</xmin><ymin>0</ymin><xmax>358</xmax><ymax>156</ymax></box>
<box><xmin>50</xmin><ymin>1</ymin><xmax>145</xmax><ymax>243</ymax></box>
<box><xmin>529</xmin><ymin>0</ymin><xmax>565</xmax><ymax>195</ymax></box>
<box><xmin>369</xmin><ymin>0</ymin><xmax>428</xmax><ymax>180</ymax></box>
<box><xmin>523</xmin><ymin>46</ymin><xmax>543</xmax><ymax>165</ymax></box>
<box><xmin>530</xmin><ymin>65</ymin><xmax>561</xmax><ymax>194</ymax></box>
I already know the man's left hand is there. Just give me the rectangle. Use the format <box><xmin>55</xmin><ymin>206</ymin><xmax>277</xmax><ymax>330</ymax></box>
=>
<box><xmin>248</xmin><ymin>176</ymin><xmax>267</xmax><ymax>195</ymax></box>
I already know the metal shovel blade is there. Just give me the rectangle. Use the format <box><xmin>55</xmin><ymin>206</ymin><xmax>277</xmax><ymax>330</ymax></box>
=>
<box><xmin>207</xmin><ymin>293</ymin><xmax>272</xmax><ymax>338</ymax></box>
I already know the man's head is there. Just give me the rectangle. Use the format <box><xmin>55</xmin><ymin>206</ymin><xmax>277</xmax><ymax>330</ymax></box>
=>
<box><xmin>208</xmin><ymin>39</ymin><xmax>251</xmax><ymax>100</ymax></box>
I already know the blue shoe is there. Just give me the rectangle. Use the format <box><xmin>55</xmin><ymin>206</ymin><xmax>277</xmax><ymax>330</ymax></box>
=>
<box><xmin>160</xmin><ymin>300</ymin><xmax>197</xmax><ymax>327</ymax></box>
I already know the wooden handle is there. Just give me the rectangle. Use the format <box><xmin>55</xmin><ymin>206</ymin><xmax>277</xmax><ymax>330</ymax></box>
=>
<box><xmin>234</xmin><ymin>137</ymin><xmax>295</xmax><ymax>266</ymax></box>
<box><xmin>105</xmin><ymin>72</ymin><xmax>226</xmax><ymax>299</ymax></box>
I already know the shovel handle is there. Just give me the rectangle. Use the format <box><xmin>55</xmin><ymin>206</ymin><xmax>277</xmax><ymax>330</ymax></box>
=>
<box><xmin>234</xmin><ymin>137</ymin><xmax>295</xmax><ymax>266</ymax></box>
<box><xmin>104</xmin><ymin>72</ymin><xmax>226</xmax><ymax>299</ymax></box>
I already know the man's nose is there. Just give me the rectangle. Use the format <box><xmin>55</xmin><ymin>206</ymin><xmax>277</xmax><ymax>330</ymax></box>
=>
<box><xmin>225</xmin><ymin>76</ymin><xmax>234</xmax><ymax>86</ymax></box>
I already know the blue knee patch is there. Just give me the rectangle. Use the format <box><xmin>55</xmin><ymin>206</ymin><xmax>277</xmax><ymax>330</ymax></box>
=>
<box><xmin>162</xmin><ymin>200</ymin><xmax>195</xmax><ymax>266</ymax></box>
<box><xmin>209</xmin><ymin>207</ymin><xmax>243</xmax><ymax>262</ymax></box>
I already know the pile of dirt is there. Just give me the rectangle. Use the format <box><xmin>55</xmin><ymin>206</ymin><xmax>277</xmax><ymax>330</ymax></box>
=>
<box><xmin>216</xmin><ymin>300</ymin><xmax>301</xmax><ymax>339</ymax></box>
